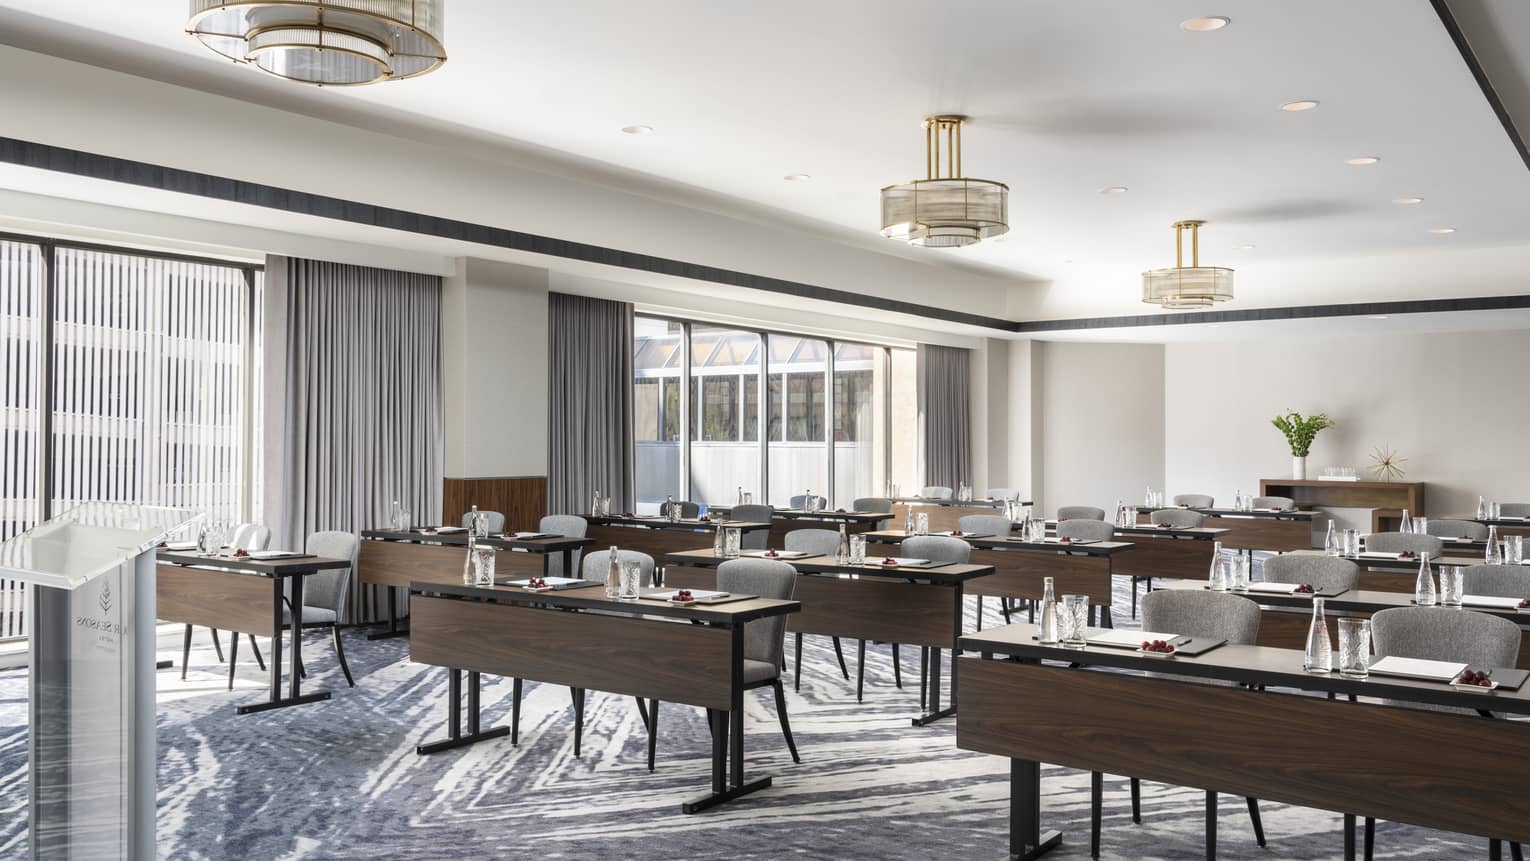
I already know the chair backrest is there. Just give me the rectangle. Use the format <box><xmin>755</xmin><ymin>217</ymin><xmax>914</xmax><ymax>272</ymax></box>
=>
<box><xmin>921</xmin><ymin>486</ymin><xmax>953</xmax><ymax>500</ymax></box>
<box><xmin>1251</xmin><ymin>496</ymin><xmax>1295</xmax><ymax>511</ymax></box>
<box><xmin>899</xmin><ymin>535</ymin><xmax>972</xmax><ymax>564</ymax></box>
<box><xmin>784</xmin><ymin>528</ymin><xmax>840</xmax><ymax>556</ymax></box>
<box><xmin>1173</xmin><ymin>493</ymin><xmax>1215</xmax><ymax>509</ymax></box>
<box><xmin>1057</xmin><ymin>519</ymin><xmax>1115</xmax><ymax>542</ymax></box>
<box><xmin>729</xmin><ymin>504</ymin><xmax>774</xmax><ymax>549</ymax></box>
<box><xmin>1372</xmin><ymin>606</ymin><xmax>1521</xmax><ymax>669</ymax></box>
<box><xmin>717</xmin><ymin>558</ymin><xmax>797</xmax><ymax>668</ymax></box>
<box><xmin>1261</xmin><ymin>555</ymin><xmax>1360</xmax><ymax>592</ymax></box>
<box><xmin>958</xmin><ymin>514</ymin><xmax>1012</xmax><ymax>537</ymax></box>
<box><xmin>581</xmin><ymin>549</ymin><xmax>656</xmax><ymax>586</ymax></box>
<box><xmin>1362</xmin><ymin>532</ymin><xmax>1444</xmax><ymax>556</ymax></box>
<box><xmin>987</xmin><ymin>487</ymin><xmax>1018</xmax><ymax>500</ymax></box>
<box><xmin>228</xmin><ymin>522</ymin><xmax>271</xmax><ymax>552</ymax></box>
<box><xmin>852</xmin><ymin>497</ymin><xmax>894</xmax><ymax>513</ymax></box>
<box><xmin>1150</xmin><ymin>508</ymin><xmax>1205</xmax><ymax>529</ymax></box>
<box><xmin>1141</xmin><ymin>590</ymin><xmax>1261</xmax><ymax>644</ymax></box>
<box><xmin>1057</xmin><ymin>505</ymin><xmax>1105</xmax><ymax>521</ymax></box>
<box><xmin>460</xmin><ymin>509</ymin><xmax>506</xmax><ymax>534</ymax></box>
<box><xmin>1426</xmin><ymin>519</ymin><xmax>1488</xmax><ymax>540</ymax></box>
<box><xmin>788</xmin><ymin>494</ymin><xmax>826</xmax><ymax>511</ymax></box>
<box><xmin>304</xmin><ymin>531</ymin><xmax>360</xmax><ymax>617</ymax></box>
<box><xmin>1500</xmin><ymin>503</ymin><xmax>1530</xmax><ymax>518</ymax></box>
<box><xmin>659</xmin><ymin>500</ymin><xmax>700</xmax><ymax>519</ymax></box>
<box><xmin>1462</xmin><ymin>564</ymin><xmax>1530</xmax><ymax>599</ymax></box>
<box><xmin>540</xmin><ymin>515</ymin><xmax>589</xmax><ymax>577</ymax></box>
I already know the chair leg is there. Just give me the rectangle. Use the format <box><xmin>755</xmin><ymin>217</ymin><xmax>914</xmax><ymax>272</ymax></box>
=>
<box><xmin>249</xmin><ymin>634</ymin><xmax>265</xmax><ymax>671</ymax></box>
<box><xmin>1492</xmin><ymin>839</ymin><xmax>1502</xmax><ymax>861</ymax></box>
<box><xmin>646</xmin><ymin>699</ymin><xmax>659</xmax><ymax>772</ymax></box>
<box><xmin>511</xmin><ymin>678</ymin><xmax>522</xmax><ymax>745</ymax></box>
<box><xmin>1131</xmin><ymin>777</ymin><xmax>1141</xmax><ymax>823</ymax></box>
<box><xmin>1205</xmin><ymin>791</ymin><xmax>1217</xmax><ymax>861</ymax></box>
<box><xmin>180</xmin><ymin>625</ymin><xmax>192</xmax><ymax>681</ymax></box>
<box><xmin>832</xmin><ymin>637</ymin><xmax>849</xmax><ymax>679</ymax></box>
<box><xmin>892</xmin><ymin>643</ymin><xmax>902</xmax><ymax>689</ymax></box>
<box><xmin>331</xmin><ymin>626</ymin><xmax>355</xmax><ymax>688</ymax></box>
<box><xmin>794</xmin><ymin>633</ymin><xmax>803</xmax><ymax>692</ymax></box>
<box><xmin>210</xmin><ymin>629</ymin><xmax>225</xmax><ymax>663</ymax></box>
<box><xmin>772</xmin><ymin>681</ymin><xmax>801</xmax><ymax>763</ymax></box>
<box><xmin>634</xmin><ymin>697</ymin><xmax>651</xmax><ymax>734</ymax></box>
<box><xmin>1001</xmin><ymin>599</ymin><xmax>1012</xmax><ymax>624</ymax></box>
<box><xmin>1090</xmin><ymin>771</ymin><xmax>1103</xmax><ymax>859</ymax></box>
<box><xmin>1365</xmin><ymin>817</ymin><xmax>1374</xmax><ymax>861</ymax></box>
<box><xmin>227</xmin><ymin>633</ymin><xmax>239</xmax><ymax>691</ymax></box>
<box><xmin>975</xmin><ymin>596</ymin><xmax>984</xmax><ymax>631</ymax></box>
<box><xmin>1510</xmin><ymin>841</ymin><xmax>1522</xmax><ymax>861</ymax></box>
<box><xmin>856</xmin><ymin>639</ymin><xmax>866</xmax><ymax>703</ymax></box>
<box><xmin>572</xmin><ymin>688</ymin><xmax>585</xmax><ymax>757</ymax></box>
<box><xmin>919</xmin><ymin>647</ymin><xmax>928</xmax><ymax>710</ymax></box>
<box><xmin>1131</xmin><ymin>579</ymin><xmax>1138</xmax><ymax>617</ymax></box>
<box><xmin>1246</xmin><ymin>797</ymin><xmax>1265</xmax><ymax>847</ymax></box>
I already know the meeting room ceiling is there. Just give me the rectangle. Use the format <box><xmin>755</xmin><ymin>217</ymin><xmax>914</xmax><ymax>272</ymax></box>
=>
<box><xmin>1</xmin><ymin>0</ymin><xmax>1529</xmax><ymax>312</ymax></box>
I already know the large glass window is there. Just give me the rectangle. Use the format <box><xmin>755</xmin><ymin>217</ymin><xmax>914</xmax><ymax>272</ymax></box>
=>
<box><xmin>767</xmin><ymin>333</ymin><xmax>827</xmax><ymax>507</ymax></box>
<box><xmin>633</xmin><ymin>316</ymin><xmax>683</xmax><ymax>513</ymax></box>
<box><xmin>833</xmin><ymin>343</ymin><xmax>888</xmax><ymax>507</ymax></box>
<box><xmin>688</xmin><ymin>326</ymin><xmax>760</xmax><ymax>504</ymax></box>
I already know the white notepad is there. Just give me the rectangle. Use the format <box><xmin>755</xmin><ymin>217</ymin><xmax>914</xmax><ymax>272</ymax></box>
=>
<box><xmin>1367</xmin><ymin>655</ymin><xmax>1466</xmax><ymax>683</ymax></box>
<box><xmin>1088</xmin><ymin>629</ymin><xmax>1177</xmax><ymax>649</ymax></box>
<box><xmin>743</xmin><ymin>550</ymin><xmax>811</xmax><ymax>559</ymax></box>
<box><xmin>1245</xmin><ymin>581</ymin><xmax>1303</xmax><ymax>594</ymax></box>
<box><xmin>506</xmin><ymin>576</ymin><xmax>585</xmax><ymax>587</ymax></box>
<box><xmin>1358</xmin><ymin>551</ymin><xmax>1404</xmax><ymax>560</ymax></box>
<box><xmin>647</xmin><ymin>589</ymin><xmax>729</xmax><ymax>600</ymax></box>
<box><xmin>1461</xmin><ymin>595</ymin><xmax>1522</xmax><ymax>610</ymax></box>
<box><xmin>247</xmin><ymin>550</ymin><xmax>307</xmax><ymax>560</ymax></box>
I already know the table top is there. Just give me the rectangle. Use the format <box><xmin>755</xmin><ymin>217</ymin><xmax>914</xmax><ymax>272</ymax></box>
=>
<box><xmin>1155</xmin><ymin>579</ymin><xmax>1530</xmax><ymax>623</ymax></box>
<box><xmin>362</xmin><ymin>529</ymin><xmax>594</xmax><ymax>551</ymax></box>
<box><xmin>862</xmin><ymin>529</ymin><xmax>1135</xmax><ymax>556</ymax></box>
<box><xmin>1451</xmin><ymin>515</ymin><xmax>1530</xmax><ymax>528</ymax></box>
<box><xmin>1132</xmin><ymin>506</ymin><xmax>1314</xmax><ymax>520</ymax></box>
<box><xmin>891</xmin><ymin>497</ymin><xmax>1026</xmax><ymax>508</ymax></box>
<box><xmin>663</xmin><ymin>547</ymin><xmax>995</xmax><ymax>584</ymax></box>
<box><xmin>157</xmin><ymin>550</ymin><xmax>351</xmax><ymax>577</ymax></box>
<box><xmin>409</xmin><ymin>580</ymin><xmax>800</xmax><ymax>624</ymax></box>
<box><xmin>1111</xmin><ymin>524</ymin><xmax>1230</xmax><ymax>539</ymax></box>
<box><xmin>585</xmin><ymin>515</ymin><xmax>772</xmax><ymax>532</ymax></box>
<box><xmin>959</xmin><ymin>622</ymin><xmax>1530</xmax><ymax>716</ymax></box>
<box><xmin>1284</xmin><ymin>548</ymin><xmax>1485</xmax><ymax>569</ymax></box>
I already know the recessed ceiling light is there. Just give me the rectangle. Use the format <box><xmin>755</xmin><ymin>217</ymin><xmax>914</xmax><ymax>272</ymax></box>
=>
<box><xmin>1368</xmin><ymin>315</ymin><xmax>1390</xmax><ymax>320</ymax></box>
<box><xmin>1232</xmin><ymin>244</ymin><xmax>1255</xmax><ymax>250</ymax></box>
<box><xmin>783</xmin><ymin>173</ymin><xmax>811</xmax><ymax>182</ymax></box>
<box><xmin>1098</xmin><ymin>186</ymin><xmax>1128</xmax><ymax>194</ymax></box>
<box><xmin>1181</xmin><ymin>16</ymin><xmax>1230</xmax><ymax>32</ymax></box>
<box><xmin>1428</xmin><ymin>227</ymin><xmax>1456</xmax><ymax>234</ymax></box>
<box><xmin>621</xmin><ymin>125</ymin><xmax>653</xmax><ymax>135</ymax></box>
<box><xmin>1392</xmin><ymin>197</ymin><xmax>1424</xmax><ymax>205</ymax></box>
<box><xmin>1063</xmin><ymin>258</ymin><xmax>1074</xmax><ymax>264</ymax></box>
<box><xmin>1280</xmin><ymin>100</ymin><xmax>1320</xmax><ymax>112</ymax></box>
<box><xmin>1345</xmin><ymin>156</ymin><xmax>1380</xmax><ymax>166</ymax></box>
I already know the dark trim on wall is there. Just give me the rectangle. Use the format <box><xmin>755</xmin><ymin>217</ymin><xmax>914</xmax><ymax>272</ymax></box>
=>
<box><xmin>1432</xmin><ymin>0</ymin><xmax>1530</xmax><ymax>174</ymax></box>
<box><xmin>1011</xmin><ymin>294</ymin><xmax>1530</xmax><ymax>333</ymax></box>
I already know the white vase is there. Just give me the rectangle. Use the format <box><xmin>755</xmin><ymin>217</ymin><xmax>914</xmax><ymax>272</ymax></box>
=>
<box><xmin>1292</xmin><ymin>456</ymin><xmax>1307</xmax><ymax>480</ymax></box>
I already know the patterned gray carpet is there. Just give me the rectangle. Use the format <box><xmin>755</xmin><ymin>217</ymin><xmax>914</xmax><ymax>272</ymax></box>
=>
<box><xmin>0</xmin><ymin>582</ymin><xmax>1505</xmax><ymax>859</ymax></box>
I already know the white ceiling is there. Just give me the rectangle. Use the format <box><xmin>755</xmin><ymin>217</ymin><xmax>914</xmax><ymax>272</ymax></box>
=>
<box><xmin>1</xmin><ymin>0</ymin><xmax>1529</xmax><ymax>330</ymax></box>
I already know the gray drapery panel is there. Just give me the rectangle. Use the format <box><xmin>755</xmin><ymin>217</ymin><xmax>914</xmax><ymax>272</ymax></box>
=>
<box><xmin>263</xmin><ymin>256</ymin><xmax>443</xmax><ymax>624</ymax></box>
<box><xmin>547</xmin><ymin>292</ymin><xmax>634</xmax><ymax>515</ymax></box>
<box><xmin>917</xmin><ymin>343</ymin><xmax>971</xmax><ymax>490</ymax></box>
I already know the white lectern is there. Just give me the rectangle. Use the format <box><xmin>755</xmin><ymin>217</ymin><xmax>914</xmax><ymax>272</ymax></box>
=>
<box><xmin>0</xmin><ymin>503</ymin><xmax>201</xmax><ymax>860</ymax></box>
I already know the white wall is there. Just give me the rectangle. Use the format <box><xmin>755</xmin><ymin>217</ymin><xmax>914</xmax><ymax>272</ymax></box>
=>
<box><xmin>1165</xmin><ymin>329</ymin><xmax>1530</xmax><ymax>524</ymax></box>
<box><xmin>1036</xmin><ymin>341</ymin><xmax>1165</xmax><ymax>516</ymax></box>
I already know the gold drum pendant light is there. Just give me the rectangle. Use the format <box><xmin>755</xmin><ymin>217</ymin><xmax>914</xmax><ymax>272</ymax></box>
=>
<box><xmin>880</xmin><ymin>116</ymin><xmax>1009</xmax><ymax>248</ymax></box>
<box><xmin>1141</xmin><ymin>220</ymin><xmax>1234</xmax><ymax>309</ymax></box>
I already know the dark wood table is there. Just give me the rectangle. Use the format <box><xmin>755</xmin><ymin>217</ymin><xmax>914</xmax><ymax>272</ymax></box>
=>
<box><xmin>663</xmin><ymin>548</ymin><xmax>994</xmax><ymax>725</ymax></box>
<box><xmin>1095</xmin><ymin>524</ymin><xmax>1228</xmax><ymax>616</ymax></box>
<box><xmin>359</xmin><ymin>529</ymin><xmax>595</xmax><ymax>638</ymax></box>
<box><xmin>584</xmin><ymin>515</ymin><xmax>771</xmax><ymax>561</ymax></box>
<box><xmin>863</xmin><ymin>530</ymin><xmax>1134</xmax><ymax>626</ymax></box>
<box><xmin>891</xmin><ymin>499</ymin><xmax>1027</xmax><ymax>533</ymax></box>
<box><xmin>407</xmin><ymin>580</ymin><xmax>798</xmax><ymax>813</ymax></box>
<box><xmin>957</xmin><ymin>623</ymin><xmax>1530</xmax><ymax>860</ymax></box>
<box><xmin>1281</xmin><ymin>548</ymin><xmax>1485</xmax><ymax>592</ymax></box>
<box><xmin>1450</xmin><ymin>515</ymin><xmax>1530</xmax><ymax>541</ymax></box>
<box><xmin>1136</xmin><ymin>506</ymin><xmax>1316</xmax><ymax>552</ymax></box>
<box><xmin>156</xmin><ymin>550</ymin><xmax>351</xmax><ymax>714</ymax></box>
<box><xmin>709</xmin><ymin>507</ymin><xmax>893</xmax><ymax>544</ymax></box>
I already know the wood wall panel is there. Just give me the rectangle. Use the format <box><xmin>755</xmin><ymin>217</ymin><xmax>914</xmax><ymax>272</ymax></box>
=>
<box><xmin>443</xmin><ymin>476</ymin><xmax>547</xmax><ymax>531</ymax></box>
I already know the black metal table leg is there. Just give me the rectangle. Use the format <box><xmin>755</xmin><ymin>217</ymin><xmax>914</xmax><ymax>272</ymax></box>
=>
<box><xmin>367</xmin><ymin>587</ymin><xmax>411</xmax><ymax>640</ymax></box>
<box><xmin>913</xmin><ymin>584</ymin><xmax>962</xmax><ymax>726</ymax></box>
<box><xmin>238</xmin><ymin>574</ymin><xmax>329</xmax><ymax>715</ymax></box>
<box><xmin>1010</xmin><ymin>758</ymin><xmax>1063</xmax><ymax>860</ymax></box>
<box><xmin>683</xmin><ymin>625</ymin><xmax>770</xmax><ymax>813</ymax></box>
<box><xmin>417</xmin><ymin>667</ymin><xmax>509</xmax><ymax>754</ymax></box>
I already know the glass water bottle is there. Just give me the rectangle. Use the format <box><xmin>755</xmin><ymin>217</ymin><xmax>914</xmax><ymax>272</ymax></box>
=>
<box><xmin>604</xmin><ymin>546</ymin><xmax>621</xmax><ymax>598</ymax></box>
<box><xmin>1398</xmin><ymin>509</ymin><xmax>1412</xmax><ymax>534</ymax></box>
<box><xmin>1324</xmin><ymin>520</ymin><xmax>1339</xmax><ymax>556</ymax></box>
<box><xmin>836</xmin><ymin>523</ymin><xmax>850</xmax><ymax>565</ymax></box>
<box><xmin>1477</xmin><ymin>495</ymin><xmax>1488</xmax><ymax>520</ymax></box>
<box><xmin>1304</xmin><ymin>598</ymin><xmax>1332</xmax><ymax>673</ymax></box>
<box><xmin>1038</xmin><ymin>576</ymin><xmax>1059</xmax><ymax>644</ymax></box>
<box><xmin>1414</xmin><ymin>553</ymin><xmax>1437</xmax><ymax>606</ymax></box>
<box><xmin>1486</xmin><ymin>525</ymin><xmax>1501</xmax><ymax>563</ymax></box>
<box><xmin>1207</xmin><ymin>540</ymin><xmax>1227</xmax><ymax>591</ymax></box>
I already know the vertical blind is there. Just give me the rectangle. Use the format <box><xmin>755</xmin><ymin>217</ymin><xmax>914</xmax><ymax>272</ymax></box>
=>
<box><xmin>0</xmin><ymin>241</ymin><xmax>42</xmax><ymax>640</ymax></box>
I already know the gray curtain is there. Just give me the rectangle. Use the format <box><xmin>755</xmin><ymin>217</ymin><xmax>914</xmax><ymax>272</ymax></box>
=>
<box><xmin>917</xmin><ymin>343</ymin><xmax>971</xmax><ymax>489</ymax></box>
<box><xmin>262</xmin><ymin>255</ymin><xmax>443</xmax><ymax>623</ymax></box>
<box><xmin>547</xmin><ymin>292</ymin><xmax>634</xmax><ymax>515</ymax></box>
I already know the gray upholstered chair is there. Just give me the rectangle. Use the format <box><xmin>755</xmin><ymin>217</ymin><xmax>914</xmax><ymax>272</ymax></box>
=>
<box><xmin>1426</xmin><ymin>519</ymin><xmax>1489</xmax><ymax>540</ymax></box>
<box><xmin>1500</xmin><ymin>503</ymin><xmax>1530</xmax><ymax>518</ymax></box>
<box><xmin>920</xmin><ymin>486</ymin><xmax>953</xmax><ymax>500</ymax></box>
<box><xmin>957</xmin><ymin>514</ymin><xmax>1011</xmax><ymax>537</ymax></box>
<box><xmin>580</xmin><ymin>548</ymin><xmax>656</xmax><ymax>584</ymax></box>
<box><xmin>899</xmin><ymin>536</ymin><xmax>971</xmax><ymax>709</ymax></box>
<box><xmin>1058</xmin><ymin>519</ymin><xmax>1115</xmax><ymax>542</ymax></box>
<box><xmin>853</xmin><ymin>497</ymin><xmax>894</xmax><ymax>513</ymax></box>
<box><xmin>1367</xmin><ymin>606</ymin><xmax>1524</xmax><ymax>858</ymax></box>
<box><xmin>1092</xmin><ymin>590</ymin><xmax>1265</xmax><ymax>859</ymax></box>
<box><xmin>1461</xmin><ymin>564</ymin><xmax>1530</xmax><ymax>599</ymax></box>
<box><xmin>642</xmin><ymin>558</ymin><xmax>801</xmax><ymax>771</ymax></box>
<box><xmin>1362</xmin><ymin>532</ymin><xmax>1444</xmax><ymax>556</ymax></box>
<box><xmin>788</xmin><ymin>494</ymin><xmax>827</xmax><ymax>510</ymax></box>
<box><xmin>1057</xmin><ymin>505</ymin><xmax>1105</xmax><ymax>521</ymax></box>
<box><xmin>658</xmin><ymin>499</ymin><xmax>700</xmax><ymax>519</ymax></box>
<box><xmin>1173</xmin><ymin>493</ymin><xmax>1215</xmax><ymax>509</ymax></box>
<box><xmin>1261</xmin><ymin>555</ymin><xmax>1360</xmax><ymax>592</ymax></box>
<box><xmin>460</xmin><ymin>509</ymin><xmax>506</xmax><ymax>534</ymax></box>
<box><xmin>1150</xmin><ymin>508</ymin><xmax>1205</xmax><ymax>529</ymax></box>
<box><xmin>262</xmin><ymin>530</ymin><xmax>360</xmax><ymax>690</ymax></box>
<box><xmin>539</xmin><ymin>514</ymin><xmax>588</xmax><ymax>577</ymax></box>
<box><xmin>184</xmin><ymin>522</ymin><xmax>272</xmax><ymax>686</ymax></box>
<box><xmin>1250</xmin><ymin>496</ymin><xmax>1295</xmax><ymax>511</ymax></box>
<box><xmin>730</xmin><ymin>503</ymin><xmax>774</xmax><ymax>550</ymax></box>
<box><xmin>786</xmin><ymin>529</ymin><xmax>850</xmax><ymax>686</ymax></box>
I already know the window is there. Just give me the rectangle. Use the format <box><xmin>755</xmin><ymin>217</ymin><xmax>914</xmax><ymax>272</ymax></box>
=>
<box><xmin>833</xmin><ymin>343</ymin><xmax>888</xmax><ymax>507</ymax></box>
<box><xmin>767</xmin><ymin>333</ymin><xmax>827</xmax><ymax>506</ymax></box>
<box><xmin>688</xmin><ymin>326</ymin><xmax>760</xmax><ymax>504</ymax></box>
<box><xmin>633</xmin><ymin>316</ymin><xmax>684</xmax><ymax>511</ymax></box>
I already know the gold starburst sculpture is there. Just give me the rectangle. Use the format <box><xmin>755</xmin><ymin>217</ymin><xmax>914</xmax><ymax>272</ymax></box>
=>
<box><xmin>1369</xmin><ymin>445</ymin><xmax>1408</xmax><ymax>482</ymax></box>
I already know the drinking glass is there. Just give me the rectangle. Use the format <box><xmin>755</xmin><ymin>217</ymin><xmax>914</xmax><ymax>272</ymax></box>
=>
<box><xmin>472</xmin><ymin>546</ymin><xmax>496</xmax><ymax>586</ymax></box>
<box><xmin>1337</xmin><ymin>618</ymin><xmax>1372</xmax><ymax>679</ymax></box>
<box><xmin>397</xmin><ymin>508</ymin><xmax>412</xmax><ymax>531</ymax></box>
<box><xmin>1060</xmin><ymin>595</ymin><xmax>1090</xmax><ymax>648</ymax></box>
<box><xmin>724</xmin><ymin>526</ymin><xmax>742</xmax><ymax>558</ymax></box>
<box><xmin>742</xmin><ymin>492</ymin><xmax>753</xmax><ymax>505</ymax></box>
<box><xmin>1413</xmin><ymin>516</ymin><xmax>1429</xmax><ymax>536</ymax></box>
<box><xmin>1439</xmin><ymin>565</ymin><xmax>1463</xmax><ymax>607</ymax></box>
<box><xmin>916</xmin><ymin>512</ymin><xmax>930</xmax><ymax>536</ymax></box>
<box><xmin>1229</xmin><ymin>554</ymin><xmax>1250</xmax><ymax>592</ymax></box>
<box><xmin>1341</xmin><ymin>529</ymin><xmax>1360</xmax><ymax>557</ymax></box>
<box><xmin>1507</xmin><ymin>535</ymin><xmax>1524</xmax><ymax>565</ymax></box>
<box><xmin>849</xmin><ymin>534</ymin><xmax>866</xmax><ymax>565</ymax></box>
<box><xmin>619</xmin><ymin>561</ymin><xmax>641</xmax><ymax>600</ymax></box>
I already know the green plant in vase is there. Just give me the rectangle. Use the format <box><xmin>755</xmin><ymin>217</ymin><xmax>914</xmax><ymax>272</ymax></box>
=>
<box><xmin>1271</xmin><ymin>410</ymin><xmax>1334</xmax><ymax>480</ymax></box>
